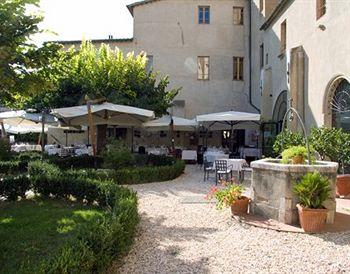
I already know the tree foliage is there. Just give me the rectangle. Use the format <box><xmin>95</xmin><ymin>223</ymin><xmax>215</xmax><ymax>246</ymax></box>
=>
<box><xmin>0</xmin><ymin>0</ymin><xmax>61</xmax><ymax>106</ymax></box>
<box><xmin>26</xmin><ymin>42</ymin><xmax>180</xmax><ymax>116</ymax></box>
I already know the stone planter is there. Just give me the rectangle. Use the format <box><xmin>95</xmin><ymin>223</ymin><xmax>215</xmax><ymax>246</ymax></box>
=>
<box><xmin>250</xmin><ymin>159</ymin><xmax>338</xmax><ymax>225</ymax></box>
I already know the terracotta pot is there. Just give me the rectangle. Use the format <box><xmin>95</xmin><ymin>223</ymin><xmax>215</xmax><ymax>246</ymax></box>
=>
<box><xmin>292</xmin><ymin>155</ymin><xmax>304</xmax><ymax>165</ymax></box>
<box><xmin>296</xmin><ymin>204</ymin><xmax>328</xmax><ymax>233</ymax></box>
<box><xmin>336</xmin><ymin>174</ymin><xmax>350</xmax><ymax>197</ymax></box>
<box><xmin>231</xmin><ymin>196</ymin><xmax>249</xmax><ymax>216</ymax></box>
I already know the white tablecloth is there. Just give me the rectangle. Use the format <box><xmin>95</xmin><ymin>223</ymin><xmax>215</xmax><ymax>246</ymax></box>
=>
<box><xmin>204</xmin><ymin>152</ymin><xmax>229</xmax><ymax>163</ymax></box>
<box><xmin>181</xmin><ymin>150</ymin><xmax>197</xmax><ymax>161</ymax></box>
<box><xmin>12</xmin><ymin>144</ymin><xmax>41</xmax><ymax>152</ymax></box>
<box><xmin>213</xmin><ymin>158</ymin><xmax>247</xmax><ymax>172</ymax></box>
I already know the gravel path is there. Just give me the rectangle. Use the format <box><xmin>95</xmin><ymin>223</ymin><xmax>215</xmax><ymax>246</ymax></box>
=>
<box><xmin>110</xmin><ymin>166</ymin><xmax>350</xmax><ymax>274</ymax></box>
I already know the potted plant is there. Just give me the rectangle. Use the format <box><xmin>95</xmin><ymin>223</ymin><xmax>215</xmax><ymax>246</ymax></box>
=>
<box><xmin>292</xmin><ymin>172</ymin><xmax>331</xmax><ymax>232</ymax></box>
<box><xmin>281</xmin><ymin>145</ymin><xmax>309</xmax><ymax>164</ymax></box>
<box><xmin>206</xmin><ymin>180</ymin><xmax>249</xmax><ymax>215</ymax></box>
<box><xmin>309</xmin><ymin>127</ymin><xmax>350</xmax><ymax>197</ymax></box>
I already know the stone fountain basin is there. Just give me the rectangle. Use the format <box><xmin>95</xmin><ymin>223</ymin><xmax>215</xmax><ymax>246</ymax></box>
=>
<box><xmin>250</xmin><ymin>159</ymin><xmax>338</xmax><ymax>225</ymax></box>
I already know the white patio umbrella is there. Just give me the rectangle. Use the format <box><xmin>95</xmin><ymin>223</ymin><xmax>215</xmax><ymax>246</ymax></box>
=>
<box><xmin>196</xmin><ymin>110</ymin><xmax>261</xmax><ymax>151</ymax></box>
<box><xmin>196</xmin><ymin>111</ymin><xmax>260</xmax><ymax>128</ymax></box>
<box><xmin>0</xmin><ymin>110</ymin><xmax>57</xmax><ymax>136</ymax></box>
<box><xmin>52</xmin><ymin>102</ymin><xmax>155</xmax><ymax>155</ymax></box>
<box><xmin>143</xmin><ymin>115</ymin><xmax>197</xmax><ymax>131</ymax></box>
<box><xmin>52</xmin><ymin>102</ymin><xmax>155</xmax><ymax>126</ymax></box>
<box><xmin>4</xmin><ymin>123</ymin><xmax>49</xmax><ymax>134</ymax></box>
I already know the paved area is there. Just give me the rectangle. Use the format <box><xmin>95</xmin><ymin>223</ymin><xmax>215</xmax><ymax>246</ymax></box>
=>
<box><xmin>109</xmin><ymin>166</ymin><xmax>350</xmax><ymax>274</ymax></box>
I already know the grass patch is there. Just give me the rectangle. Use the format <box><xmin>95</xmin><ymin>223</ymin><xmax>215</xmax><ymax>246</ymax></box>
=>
<box><xmin>0</xmin><ymin>198</ymin><xmax>104</xmax><ymax>273</ymax></box>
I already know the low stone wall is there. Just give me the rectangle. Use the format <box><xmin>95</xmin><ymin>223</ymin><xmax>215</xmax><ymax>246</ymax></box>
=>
<box><xmin>250</xmin><ymin>159</ymin><xmax>338</xmax><ymax>225</ymax></box>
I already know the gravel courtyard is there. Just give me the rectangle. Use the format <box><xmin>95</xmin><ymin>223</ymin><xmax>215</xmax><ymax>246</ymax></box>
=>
<box><xmin>110</xmin><ymin>166</ymin><xmax>350</xmax><ymax>274</ymax></box>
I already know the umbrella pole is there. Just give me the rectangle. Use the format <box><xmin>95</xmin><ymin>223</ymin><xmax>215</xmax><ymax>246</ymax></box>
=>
<box><xmin>41</xmin><ymin>110</ymin><xmax>46</xmax><ymax>153</ymax></box>
<box><xmin>87</xmin><ymin>101</ymin><xmax>96</xmax><ymax>156</ymax></box>
<box><xmin>170</xmin><ymin>117</ymin><xmax>175</xmax><ymax>154</ymax></box>
<box><xmin>0</xmin><ymin>121</ymin><xmax>7</xmax><ymax>138</ymax></box>
<box><xmin>131</xmin><ymin>127</ymin><xmax>134</xmax><ymax>153</ymax></box>
<box><xmin>230</xmin><ymin>123</ymin><xmax>234</xmax><ymax>154</ymax></box>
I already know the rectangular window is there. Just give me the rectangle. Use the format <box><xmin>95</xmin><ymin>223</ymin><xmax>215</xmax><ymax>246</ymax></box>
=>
<box><xmin>146</xmin><ymin>55</ymin><xmax>153</xmax><ymax>73</ymax></box>
<box><xmin>197</xmin><ymin>56</ymin><xmax>210</xmax><ymax>80</ymax></box>
<box><xmin>260</xmin><ymin>0</ymin><xmax>264</xmax><ymax>12</ymax></box>
<box><xmin>233</xmin><ymin>7</ymin><xmax>244</xmax><ymax>25</ymax></box>
<box><xmin>316</xmin><ymin>0</ymin><xmax>326</xmax><ymax>20</ymax></box>
<box><xmin>260</xmin><ymin>43</ymin><xmax>264</xmax><ymax>68</ymax></box>
<box><xmin>198</xmin><ymin>6</ymin><xmax>210</xmax><ymax>24</ymax></box>
<box><xmin>233</xmin><ymin>57</ymin><xmax>244</xmax><ymax>81</ymax></box>
<box><xmin>280</xmin><ymin>20</ymin><xmax>287</xmax><ymax>54</ymax></box>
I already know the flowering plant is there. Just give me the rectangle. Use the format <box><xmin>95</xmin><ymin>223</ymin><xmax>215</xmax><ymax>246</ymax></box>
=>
<box><xmin>206</xmin><ymin>179</ymin><xmax>245</xmax><ymax>209</ymax></box>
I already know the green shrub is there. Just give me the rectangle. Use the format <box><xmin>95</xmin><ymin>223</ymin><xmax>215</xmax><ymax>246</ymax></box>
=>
<box><xmin>103</xmin><ymin>140</ymin><xmax>134</xmax><ymax>169</ymax></box>
<box><xmin>47</xmin><ymin>155</ymin><xmax>103</xmax><ymax>169</ymax></box>
<box><xmin>113</xmin><ymin>160</ymin><xmax>185</xmax><ymax>185</ymax></box>
<box><xmin>0</xmin><ymin>160</ymin><xmax>27</xmax><ymax>175</ymax></box>
<box><xmin>15</xmin><ymin>151</ymin><xmax>42</xmax><ymax>162</ymax></box>
<box><xmin>293</xmin><ymin>172</ymin><xmax>331</xmax><ymax>209</ymax></box>
<box><xmin>0</xmin><ymin>138</ymin><xmax>11</xmax><ymax>160</ymax></box>
<box><xmin>273</xmin><ymin>129</ymin><xmax>305</xmax><ymax>156</ymax></box>
<box><xmin>309</xmin><ymin>127</ymin><xmax>350</xmax><ymax>173</ymax></box>
<box><xmin>281</xmin><ymin>146</ymin><xmax>309</xmax><ymax>164</ymax></box>
<box><xmin>0</xmin><ymin>175</ymin><xmax>30</xmax><ymax>201</ymax></box>
<box><xmin>35</xmin><ymin>179</ymin><xmax>139</xmax><ymax>273</ymax></box>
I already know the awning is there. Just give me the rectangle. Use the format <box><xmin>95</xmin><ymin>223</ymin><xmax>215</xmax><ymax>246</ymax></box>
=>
<box><xmin>52</xmin><ymin>102</ymin><xmax>155</xmax><ymax>126</ymax></box>
<box><xmin>143</xmin><ymin>115</ymin><xmax>197</xmax><ymax>131</ymax></box>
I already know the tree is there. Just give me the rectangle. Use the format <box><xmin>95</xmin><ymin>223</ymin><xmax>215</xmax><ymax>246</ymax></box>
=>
<box><xmin>27</xmin><ymin>41</ymin><xmax>180</xmax><ymax>116</ymax></box>
<box><xmin>0</xmin><ymin>0</ymin><xmax>61</xmax><ymax>107</ymax></box>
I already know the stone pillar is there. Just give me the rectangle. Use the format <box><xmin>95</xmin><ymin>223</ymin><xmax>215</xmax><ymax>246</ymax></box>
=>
<box><xmin>290</xmin><ymin>46</ymin><xmax>305</xmax><ymax>130</ymax></box>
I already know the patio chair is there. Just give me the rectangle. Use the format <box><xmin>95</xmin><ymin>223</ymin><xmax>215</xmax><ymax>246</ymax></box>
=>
<box><xmin>215</xmin><ymin>160</ymin><xmax>233</xmax><ymax>185</ymax></box>
<box><xmin>203</xmin><ymin>157</ymin><xmax>213</xmax><ymax>181</ymax></box>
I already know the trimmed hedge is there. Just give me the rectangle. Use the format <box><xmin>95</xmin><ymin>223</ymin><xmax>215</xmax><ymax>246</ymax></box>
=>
<box><xmin>37</xmin><ymin>180</ymin><xmax>138</xmax><ymax>273</ymax></box>
<box><xmin>2</xmin><ymin>160</ymin><xmax>139</xmax><ymax>273</ymax></box>
<box><xmin>0</xmin><ymin>175</ymin><xmax>30</xmax><ymax>201</ymax></box>
<box><xmin>112</xmin><ymin>160</ymin><xmax>185</xmax><ymax>184</ymax></box>
<box><xmin>52</xmin><ymin>160</ymin><xmax>186</xmax><ymax>185</ymax></box>
<box><xmin>0</xmin><ymin>160</ymin><xmax>27</xmax><ymax>175</ymax></box>
<box><xmin>46</xmin><ymin>155</ymin><xmax>104</xmax><ymax>169</ymax></box>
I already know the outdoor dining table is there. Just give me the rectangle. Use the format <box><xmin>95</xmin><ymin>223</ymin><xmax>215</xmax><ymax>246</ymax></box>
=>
<box><xmin>204</xmin><ymin>152</ymin><xmax>228</xmax><ymax>163</ymax></box>
<box><xmin>181</xmin><ymin>150</ymin><xmax>197</xmax><ymax>161</ymax></box>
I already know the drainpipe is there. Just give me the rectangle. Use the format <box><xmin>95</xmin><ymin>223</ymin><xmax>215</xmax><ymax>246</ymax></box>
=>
<box><xmin>249</xmin><ymin>0</ymin><xmax>261</xmax><ymax>113</ymax></box>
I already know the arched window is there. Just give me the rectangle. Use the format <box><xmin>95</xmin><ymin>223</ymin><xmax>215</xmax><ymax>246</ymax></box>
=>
<box><xmin>331</xmin><ymin>79</ymin><xmax>350</xmax><ymax>131</ymax></box>
<box><xmin>273</xmin><ymin>90</ymin><xmax>288</xmax><ymax>122</ymax></box>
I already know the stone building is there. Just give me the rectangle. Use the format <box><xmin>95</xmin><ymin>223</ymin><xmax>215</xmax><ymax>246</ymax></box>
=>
<box><xmin>56</xmin><ymin>0</ymin><xmax>350</xmax><ymax>151</ymax></box>
<box><xmin>251</xmin><ymin>0</ymin><xmax>350</xmax><ymax>133</ymax></box>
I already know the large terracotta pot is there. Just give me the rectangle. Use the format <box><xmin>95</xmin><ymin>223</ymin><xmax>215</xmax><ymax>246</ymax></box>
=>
<box><xmin>336</xmin><ymin>174</ymin><xmax>350</xmax><ymax>197</ymax></box>
<box><xmin>296</xmin><ymin>204</ymin><xmax>328</xmax><ymax>233</ymax></box>
<box><xmin>231</xmin><ymin>196</ymin><xmax>250</xmax><ymax>216</ymax></box>
<box><xmin>292</xmin><ymin>155</ymin><xmax>304</xmax><ymax>165</ymax></box>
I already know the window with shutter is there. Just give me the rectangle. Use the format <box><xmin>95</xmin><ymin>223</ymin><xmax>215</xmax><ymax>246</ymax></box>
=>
<box><xmin>260</xmin><ymin>0</ymin><xmax>264</xmax><ymax>12</ymax></box>
<box><xmin>197</xmin><ymin>56</ymin><xmax>210</xmax><ymax>80</ymax></box>
<box><xmin>280</xmin><ymin>20</ymin><xmax>287</xmax><ymax>54</ymax></box>
<box><xmin>198</xmin><ymin>6</ymin><xmax>210</xmax><ymax>24</ymax></box>
<box><xmin>233</xmin><ymin>7</ymin><xmax>244</xmax><ymax>25</ymax></box>
<box><xmin>316</xmin><ymin>0</ymin><xmax>326</xmax><ymax>20</ymax></box>
<box><xmin>233</xmin><ymin>57</ymin><xmax>244</xmax><ymax>81</ymax></box>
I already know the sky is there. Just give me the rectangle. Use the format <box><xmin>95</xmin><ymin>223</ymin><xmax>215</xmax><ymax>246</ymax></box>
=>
<box><xmin>33</xmin><ymin>0</ymin><xmax>136</xmax><ymax>43</ymax></box>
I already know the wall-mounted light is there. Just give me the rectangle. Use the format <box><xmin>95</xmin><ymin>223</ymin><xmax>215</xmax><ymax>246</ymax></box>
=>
<box><xmin>318</xmin><ymin>24</ymin><xmax>326</xmax><ymax>31</ymax></box>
